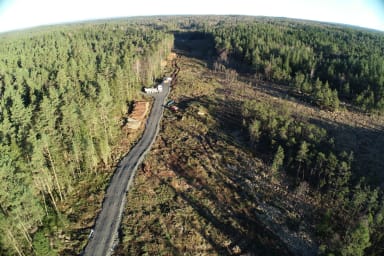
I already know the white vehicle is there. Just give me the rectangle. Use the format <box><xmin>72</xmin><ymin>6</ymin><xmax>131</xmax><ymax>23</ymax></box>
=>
<box><xmin>88</xmin><ymin>229</ymin><xmax>94</xmax><ymax>239</ymax></box>
<box><xmin>163</xmin><ymin>77</ymin><xmax>172</xmax><ymax>83</ymax></box>
<box><xmin>144</xmin><ymin>87</ymin><xmax>158</xmax><ymax>93</ymax></box>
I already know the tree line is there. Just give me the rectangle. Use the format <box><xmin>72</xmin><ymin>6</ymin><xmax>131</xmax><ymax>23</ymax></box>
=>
<box><xmin>207</xmin><ymin>18</ymin><xmax>384</xmax><ymax>112</ymax></box>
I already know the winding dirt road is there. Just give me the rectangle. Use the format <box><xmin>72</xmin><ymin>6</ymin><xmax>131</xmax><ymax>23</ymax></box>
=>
<box><xmin>82</xmin><ymin>83</ymin><xmax>170</xmax><ymax>256</ymax></box>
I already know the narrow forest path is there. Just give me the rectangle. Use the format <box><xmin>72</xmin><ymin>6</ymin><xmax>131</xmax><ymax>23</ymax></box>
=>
<box><xmin>82</xmin><ymin>81</ymin><xmax>171</xmax><ymax>256</ymax></box>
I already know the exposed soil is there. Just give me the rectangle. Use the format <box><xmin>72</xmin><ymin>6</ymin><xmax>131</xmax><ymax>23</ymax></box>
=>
<box><xmin>115</xmin><ymin>55</ymin><xmax>321</xmax><ymax>256</ymax></box>
<box><xmin>129</xmin><ymin>101</ymin><xmax>149</xmax><ymax>121</ymax></box>
<box><xmin>126</xmin><ymin>101</ymin><xmax>150</xmax><ymax>129</ymax></box>
<box><xmin>114</xmin><ymin>33</ymin><xmax>384</xmax><ymax>255</ymax></box>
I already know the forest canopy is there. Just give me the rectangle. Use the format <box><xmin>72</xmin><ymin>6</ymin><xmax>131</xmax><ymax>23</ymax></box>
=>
<box><xmin>0</xmin><ymin>21</ymin><xmax>173</xmax><ymax>254</ymax></box>
<box><xmin>0</xmin><ymin>15</ymin><xmax>383</xmax><ymax>255</ymax></box>
<box><xmin>206</xmin><ymin>18</ymin><xmax>384</xmax><ymax>111</ymax></box>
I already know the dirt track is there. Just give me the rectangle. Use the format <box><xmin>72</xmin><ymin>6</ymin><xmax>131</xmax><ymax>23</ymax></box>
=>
<box><xmin>82</xmin><ymin>83</ymin><xmax>170</xmax><ymax>256</ymax></box>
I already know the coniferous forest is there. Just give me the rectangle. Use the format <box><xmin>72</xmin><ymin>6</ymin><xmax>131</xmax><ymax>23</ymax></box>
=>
<box><xmin>0</xmin><ymin>20</ymin><xmax>173</xmax><ymax>254</ymax></box>
<box><xmin>208</xmin><ymin>18</ymin><xmax>384</xmax><ymax>111</ymax></box>
<box><xmin>0</xmin><ymin>16</ymin><xmax>383</xmax><ymax>255</ymax></box>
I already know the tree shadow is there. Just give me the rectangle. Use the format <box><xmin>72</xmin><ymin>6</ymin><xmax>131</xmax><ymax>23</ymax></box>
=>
<box><xmin>173</xmin><ymin>31</ymin><xmax>215</xmax><ymax>68</ymax></box>
<box><xmin>308</xmin><ymin>117</ymin><xmax>384</xmax><ymax>187</ymax></box>
<box><xmin>169</xmin><ymin>93</ymin><xmax>384</xmax><ymax>255</ymax></box>
<box><xmin>179</xmin><ymin>75</ymin><xmax>384</xmax><ymax>189</ymax></box>
<box><xmin>169</xmin><ymin>32</ymin><xmax>383</xmax><ymax>255</ymax></box>
<box><xmin>173</xmin><ymin>31</ymin><xmax>384</xmax><ymax>183</ymax></box>
<box><xmin>160</xmin><ymin>95</ymin><xmax>306</xmax><ymax>254</ymax></box>
<box><xmin>166</xmin><ymin>157</ymin><xmax>293</xmax><ymax>256</ymax></box>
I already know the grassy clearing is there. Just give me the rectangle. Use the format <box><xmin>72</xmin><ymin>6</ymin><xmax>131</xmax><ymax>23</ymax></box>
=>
<box><xmin>116</xmin><ymin>52</ymin><xmax>384</xmax><ymax>255</ymax></box>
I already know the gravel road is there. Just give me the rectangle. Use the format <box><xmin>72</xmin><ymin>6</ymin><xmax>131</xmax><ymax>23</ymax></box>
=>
<box><xmin>82</xmin><ymin>83</ymin><xmax>170</xmax><ymax>256</ymax></box>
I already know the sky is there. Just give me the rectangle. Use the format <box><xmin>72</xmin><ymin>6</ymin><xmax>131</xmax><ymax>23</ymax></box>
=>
<box><xmin>0</xmin><ymin>0</ymin><xmax>383</xmax><ymax>33</ymax></box>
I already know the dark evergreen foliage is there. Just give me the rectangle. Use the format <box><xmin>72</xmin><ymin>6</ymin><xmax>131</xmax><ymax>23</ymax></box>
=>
<box><xmin>242</xmin><ymin>99</ymin><xmax>383</xmax><ymax>255</ymax></box>
<box><xmin>208</xmin><ymin>19</ymin><xmax>384</xmax><ymax>111</ymax></box>
<box><xmin>0</xmin><ymin>21</ymin><xmax>173</xmax><ymax>254</ymax></box>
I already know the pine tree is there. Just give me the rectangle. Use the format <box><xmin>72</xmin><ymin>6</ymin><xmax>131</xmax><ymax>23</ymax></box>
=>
<box><xmin>296</xmin><ymin>141</ymin><xmax>309</xmax><ymax>180</ymax></box>
<box><xmin>271</xmin><ymin>145</ymin><xmax>285</xmax><ymax>173</ymax></box>
<box><xmin>341</xmin><ymin>218</ymin><xmax>371</xmax><ymax>256</ymax></box>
